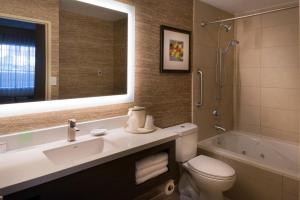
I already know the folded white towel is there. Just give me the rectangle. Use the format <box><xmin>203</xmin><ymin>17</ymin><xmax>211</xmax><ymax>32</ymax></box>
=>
<box><xmin>136</xmin><ymin>160</ymin><xmax>168</xmax><ymax>179</ymax></box>
<box><xmin>136</xmin><ymin>167</ymin><xmax>168</xmax><ymax>184</ymax></box>
<box><xmin>136</xmin><ymin>152</ymin><xmax>168</xmax><ymax>170</ymax></box>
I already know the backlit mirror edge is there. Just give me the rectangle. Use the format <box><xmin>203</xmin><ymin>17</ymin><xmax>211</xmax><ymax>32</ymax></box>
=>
<box><xmin>0</xmin><ymin>0</ymin><xmax>135</xmax><ymax>118</ymax></box>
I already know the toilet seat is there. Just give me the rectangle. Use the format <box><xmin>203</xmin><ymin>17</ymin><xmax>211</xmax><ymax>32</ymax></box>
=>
<box><xmin>187</xmin><ymin>155</ymin><xmax>235</xmax><ymax>180</ymax></box>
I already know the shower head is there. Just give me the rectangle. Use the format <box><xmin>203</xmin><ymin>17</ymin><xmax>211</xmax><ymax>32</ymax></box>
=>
<box><xmin>224</xmin><ymin>39</ymin><xmax>239</xmax><ymax>53</ymax></box>
<box><xmin>220</xmin><ymin>23</ymin><xmax>232</xmax><ymax>32</ymax></box>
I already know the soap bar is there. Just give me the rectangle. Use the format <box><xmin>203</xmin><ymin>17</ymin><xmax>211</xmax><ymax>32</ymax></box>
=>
<box><xmin>90</xmin><ymin>129</ymin><xmax>107</xmax><ymax>136</ymax></box>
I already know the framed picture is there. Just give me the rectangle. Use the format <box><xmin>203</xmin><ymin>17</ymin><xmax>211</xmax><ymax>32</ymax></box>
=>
<box><xmin>160</xmin><ymin>25</ymin><xmax>191</xmax><ymax>73</ymax></box>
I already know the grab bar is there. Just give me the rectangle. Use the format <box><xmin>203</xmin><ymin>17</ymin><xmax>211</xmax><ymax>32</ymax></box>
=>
<box><xmin>196</xmin><ymin>69</ymin><xmax>203</xmax><ymax>107</ymax></box>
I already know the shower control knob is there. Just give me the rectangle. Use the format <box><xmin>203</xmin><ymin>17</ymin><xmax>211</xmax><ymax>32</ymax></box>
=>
<box><xmin>212</xmin><ymin>109</ymin><xmax>220</xmax><ymax>117</ymax></box>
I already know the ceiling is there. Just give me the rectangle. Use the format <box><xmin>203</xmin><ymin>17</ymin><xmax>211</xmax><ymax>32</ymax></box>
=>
<box><xmin>60</xmin><ymin>0</ymin><xmax>127</xmax><ymax>21</ymax></box>
<box><xmin>200</xmin><ymin>0</ymin><xmax>299</xmax><ymax>15</ymax></box>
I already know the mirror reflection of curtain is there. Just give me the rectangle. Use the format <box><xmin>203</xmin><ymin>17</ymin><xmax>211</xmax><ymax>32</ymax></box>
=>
<box><xmin>0</xmin><ymin>26</ymin><xmax>36</xmax><ymax>99</ymax></box>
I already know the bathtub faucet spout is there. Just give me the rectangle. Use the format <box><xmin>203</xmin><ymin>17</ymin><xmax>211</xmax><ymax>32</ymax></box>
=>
<box><xmin>214</xmin><ymin>125</ymin><xmax>226</xmax><ymax>133</ymax></box>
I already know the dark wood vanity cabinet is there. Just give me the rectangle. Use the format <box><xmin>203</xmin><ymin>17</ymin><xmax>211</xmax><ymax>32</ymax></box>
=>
<box><xmin>4</xmin><ymin>141</ymin><xmax>178</xmax><ymax>200</ymax></box>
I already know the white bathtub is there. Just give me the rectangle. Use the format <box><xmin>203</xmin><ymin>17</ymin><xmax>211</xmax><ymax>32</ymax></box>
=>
<box><xmin>198</xmin><ymin>131</ymin><xmax>300</xmax><ymax>181</ymax></box>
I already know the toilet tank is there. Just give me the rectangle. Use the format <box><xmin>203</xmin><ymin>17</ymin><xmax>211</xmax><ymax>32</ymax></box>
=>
<box><xmin>164</xmin><ymin>123</ymin><xmax>198</xmax><ymax>162</ymax></box>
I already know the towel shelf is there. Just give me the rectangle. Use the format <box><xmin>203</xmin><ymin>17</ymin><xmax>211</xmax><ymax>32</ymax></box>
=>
<box><xmin>133</xmin><ymin>142</ymin><xmax>178</xmax><ymax>196</ymax></box>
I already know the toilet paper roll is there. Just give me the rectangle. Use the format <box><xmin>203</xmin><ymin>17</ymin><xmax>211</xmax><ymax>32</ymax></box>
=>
<box><xmin>164</xmin><ymin>179</ymin><xmax>175</xmax><ymax>196</ymax></box>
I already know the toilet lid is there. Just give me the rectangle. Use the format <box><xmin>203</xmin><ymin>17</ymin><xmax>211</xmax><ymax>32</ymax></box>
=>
<box><xmin>187</xmin><ymin>155</ymin><xmax>235</xmax><ymax>179</ymax></box>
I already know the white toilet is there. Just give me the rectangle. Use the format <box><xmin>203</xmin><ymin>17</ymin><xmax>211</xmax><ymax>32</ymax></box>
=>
<box><xmin>165</xmin><ymin>123</ymin><xmax>236</xmax><ymax>200</ymax></box>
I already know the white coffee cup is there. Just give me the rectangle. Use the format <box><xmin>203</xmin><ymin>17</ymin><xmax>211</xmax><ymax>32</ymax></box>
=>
<box><xmin>127</xmin><ymin>115</ymin><xmax>139</xmax><ymax>132</ymax></box>
<box><xmin>128</xmin><ymin>106</ymin><xmax>146</xmax><ymax>128</ymax></box>
<box><xmin>144</xmin><ymin>115</ymin><xmax>154</xmax><ymax>130</ymax></box>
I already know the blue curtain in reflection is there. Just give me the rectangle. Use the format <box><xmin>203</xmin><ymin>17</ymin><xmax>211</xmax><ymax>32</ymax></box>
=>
<box><xmin>0</xmin><ymin>26</ymin><xmax>36</xmax><ymax>97</ymax></box>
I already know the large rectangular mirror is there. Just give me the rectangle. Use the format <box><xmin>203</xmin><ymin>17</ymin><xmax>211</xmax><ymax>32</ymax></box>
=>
<box><xmin>0</xmin><ymin>0</ymin><xmax>130</xmax><ymax>104</ymax></box>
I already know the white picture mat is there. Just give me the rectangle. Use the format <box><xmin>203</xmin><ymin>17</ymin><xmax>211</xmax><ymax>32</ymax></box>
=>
<box><xmin>163</xmin><ymin>30</ymin><xmax>189</xmax><ymax>70</ymax></box>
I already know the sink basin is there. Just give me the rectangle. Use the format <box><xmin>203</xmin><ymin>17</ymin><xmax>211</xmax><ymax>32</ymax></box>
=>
<box><xmin>43</xmin><ymin>138</ymin><xmax>114</xmax><ymax>165</ymax></box>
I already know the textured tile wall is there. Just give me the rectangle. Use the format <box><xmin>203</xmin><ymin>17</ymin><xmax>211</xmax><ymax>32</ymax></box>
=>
<box><xmin>59</xmin><ymin>10</ymin><xmax>115</xmax><ymax>98</ymax></box>
<box><xmin>234</xmin><ymin>8</ymin><xmax>300</xmax><ymax>143</ymax></box>
<box><xmin>0</xmin><ymin>0</ymin><xmax>193</xmax><ymax>134</ymax></box>
<box><xmin>113</xmin><ymin>18</ymin><xmax>128</xmax><ymax>95</ymax></box>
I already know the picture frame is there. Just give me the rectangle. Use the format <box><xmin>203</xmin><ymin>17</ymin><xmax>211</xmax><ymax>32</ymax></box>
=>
<box><xmin>160</xmin><ymin>25</ymin><xmax>191</xmax><ymax>73</ymax></box>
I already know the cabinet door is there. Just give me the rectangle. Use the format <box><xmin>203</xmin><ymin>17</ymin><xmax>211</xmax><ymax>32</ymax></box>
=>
<box><xmin>41</xmin><ymin>157</ymin><xmax>135</xmax><ymax>200</ymax></box>
<box><xmin>3</xmin><ymin>187</ymin><xmax>42</xmax><ymax>200</ymax></box>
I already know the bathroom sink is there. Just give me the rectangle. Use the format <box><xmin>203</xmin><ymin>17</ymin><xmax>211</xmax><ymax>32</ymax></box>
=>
<box><xmin>43</xmin><ymin>138</ymin><xmax>114</xmax><ymax>165</ymax></box>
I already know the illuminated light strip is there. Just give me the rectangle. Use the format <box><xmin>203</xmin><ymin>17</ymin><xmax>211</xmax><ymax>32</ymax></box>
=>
<box><xmin>0</xmin><ymin>0</ymin><xmax>135</xmax><ymax>117</ymax></box>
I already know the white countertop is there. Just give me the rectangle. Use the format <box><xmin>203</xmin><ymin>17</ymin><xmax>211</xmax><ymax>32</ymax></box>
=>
<box><xmin>0</xmin><ymin>128</ymin><xmax>178</xmax><ymax>196</ymax></box>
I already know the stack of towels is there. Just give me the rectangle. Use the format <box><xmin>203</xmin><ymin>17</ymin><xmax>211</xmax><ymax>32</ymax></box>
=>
<box><xmin>135</xmin><ymin>152</ymin><xmax>168</xmax><ymax>184</ymax></box>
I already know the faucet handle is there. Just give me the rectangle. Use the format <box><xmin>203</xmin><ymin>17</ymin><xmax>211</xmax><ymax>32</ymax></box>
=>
<box><xmin>73</xmin><ymin>127</ymin><xmax>80</xmax><ymax>132</ymax></box>
<box><xmin>68</xmin><ymin>119</ymin><xmax>77</xmax><ymax>128</ymax></box>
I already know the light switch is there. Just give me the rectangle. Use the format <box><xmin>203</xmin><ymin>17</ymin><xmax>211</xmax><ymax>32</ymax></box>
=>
<box><xmin>50</xmin><ymin>76</ymin><xmax>57</xmax><ymax>86</ymax></box>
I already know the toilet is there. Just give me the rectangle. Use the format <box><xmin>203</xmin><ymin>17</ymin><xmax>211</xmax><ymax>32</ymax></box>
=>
<box><xmin>165</xmin><ymin>123</ymin><xmax>236</xmax><ymax>200</ymax></box>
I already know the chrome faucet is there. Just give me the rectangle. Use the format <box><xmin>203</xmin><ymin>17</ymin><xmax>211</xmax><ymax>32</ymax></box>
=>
<box><xmin>214</xmin><ymin>125</ymin><xmax>226</xmax><ymax>133</ymax></box>
<box><xmin>68</xmin><ymin>119</ymin><xmax>80</xmax><ymax>142</ymax></box>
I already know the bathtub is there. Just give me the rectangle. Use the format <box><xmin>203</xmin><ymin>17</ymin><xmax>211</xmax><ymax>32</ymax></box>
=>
<box><xmin>198</xmin><ymin>131</ymin><xmax>300</xmax><ymax>181</ymax></box>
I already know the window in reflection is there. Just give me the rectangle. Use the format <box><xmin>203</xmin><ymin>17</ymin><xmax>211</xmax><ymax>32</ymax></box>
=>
<box><xmin>0</xmin><ymin>18</ymin><xmax>45</xmax><ymax>104</ymax></box>
<box><xmin>0</xmin><ymin>44</ymin><xmax>36</xmax><ymax>96</ymax></box>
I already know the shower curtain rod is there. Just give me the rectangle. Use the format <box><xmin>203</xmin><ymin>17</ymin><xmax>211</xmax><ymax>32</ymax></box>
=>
<box><xmin>201</xmin><ymin>4</ymin><xmax>299</xmax><ymax>27</ymax></box>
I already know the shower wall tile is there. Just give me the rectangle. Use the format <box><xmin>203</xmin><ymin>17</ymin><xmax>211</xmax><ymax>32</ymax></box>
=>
<box><xmin>236</xmin><ymin>105</ymin><xmax>261</xmax><ymax>126</ymax></box>
<box><xmin>193</xmin><ymin>46</ymin><xmax>217</xmax><ymax>68</ymax></box>
<box><xmin>234</xmin><ymin>123</ymin><xmax>261</xmax><ymax>134</ymax></box>
<box><xmin>238</xmin><ymin>68</ymin><xmax>261</xmax><ymax>87</ymax></box>
<box><xmin>261</xmin><ymin>46</ymin><xmax>299</xmax><ymax>67</ymax></box>
<box><xmin>234</xmin><ymin>7</ymin><xmax>299</xmax><ymax>143</ymax></box>
<box><xmin>223</xmin><ymin>58</ymin><xmax>235</xmax><ymax>86</ymax></box>
<box><xmin>193</xmin><ymin>0</ymin><xmax>230</xmax><ymax>24</ymax></box>
<box><xmin>261</xmin><ymin>88</ymin><xmax>300</xmax><ymax>110</ymax></box>
<box><xmin>194</xmin><ymin>108</ymin><xmax>218</xmax><ymax>141</ymax></box>
<box><xmin>237</xmin><ymin>29</ymin><xmax>262</xmax><ymax>49</ymax></box>
<box><xmin>237</xmin><ymin>86</ymin><xmax>261</xmax><ymax>106</ymax></box>
<box><xmin>261</xmin><ymin>68</ymin><xmax>300</xmax><ymax>89</ymax></box>
<box><xmin>193</xmin><ymin>25</ymin><xmax>218</xmax><ymax>48</ymax></box>
<box><xmin>236</xmin><ymin>15</ymin><xmax>262</xmax><ymax>33</ymax></box>
<box><xmin>262</xmin><ymin>24</ymin><xmax>298</xmax><ymax>47</ymax></box>
<box><xmin>238</xmin><ymin>49</ymin><xmax>261</xmax><ymax>67</ymax></box>
<box><xmin>299</xmin><ymin>112</ymin><xmax>300</xmax><ymax>134</ymax></box>
<box><xmin>261</xmin><ymin>127</ymin><xmax>299</xmax><ymax>143</ymax></box>
<box><xmin>219</xmin><ymin>99</ymin><xmax>234</xmax><ymax>128</ymax></box>
<box><xmin>220</xmin><ymin>85</ymin><xmax>234</xmax><ymax>106</ymax></box>
<box><xmin>262</xmin><ymin>8</ymin><xmax>299</xmax><ymax>28</ymax></box>
<box><xmin>193</xmin><ymin>1</ymin><xmax>234</xmax><ymax>141</ymax></box>
<box><xmin>261</xmin><ymin>108</ymin><xmax>299</xmax><ymax>133</ymax></box>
